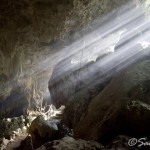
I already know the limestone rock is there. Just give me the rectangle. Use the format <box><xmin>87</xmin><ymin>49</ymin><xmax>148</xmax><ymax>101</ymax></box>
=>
<box><xmin>29</xmin><ymin>116</ymin><xmax>59</xmax><ymax>139</ymax></box>
<box><xmin>63</xmin><ymin>59</ymin><xmax>150</xmax><ymax>143</ymax></box>
<box><xmin>29</xmin><ymin>115</ymin><xmax>71</xmax><ymax>148</ymax></box>
<box><xmin>36</xmin><ymin>137</ymin><xmax>104</xmax><ymax>150</ymax></box>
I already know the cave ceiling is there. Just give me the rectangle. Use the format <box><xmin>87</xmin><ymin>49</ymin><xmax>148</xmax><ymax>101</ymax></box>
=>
<box><xmin>0</xmin><ymin>0</ymin><xmax>129</xmax><ymax>55</ymax></box>
<box><xmin>0</xmin><ymin>0</ymin><xmax>135</xmax><ymax>98</ymax></box>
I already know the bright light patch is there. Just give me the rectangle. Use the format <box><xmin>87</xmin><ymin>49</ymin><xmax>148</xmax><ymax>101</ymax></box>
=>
<box><xmin>139</xmin><ymin>41</ymin><xmax>150</xmax><ymax>49</ymax></box>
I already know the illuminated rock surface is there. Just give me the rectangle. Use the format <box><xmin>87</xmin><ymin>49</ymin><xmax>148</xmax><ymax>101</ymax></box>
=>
<box><xmin>66</xmin><ymin>60</ymin><xmax>150</xmax><ymax>142</ymax></box>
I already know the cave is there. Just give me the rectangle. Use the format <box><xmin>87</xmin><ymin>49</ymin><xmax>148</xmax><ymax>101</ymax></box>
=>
<box><xmin>0</xmin><ymin>0</ymin><xmax>150</xmax><ymax>150</ymax></box>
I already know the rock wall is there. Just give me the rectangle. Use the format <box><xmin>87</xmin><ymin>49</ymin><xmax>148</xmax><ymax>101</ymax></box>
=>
<box><xmin>0</xmin><ymin>0</ymin><xmax>139</xmax><ymax>117</ymax></box>
<box><xmin>63</xmin><ymin>59</ymin><xmax>150</xmax><ymax>143</ymax></box>
<box><xmin>0</xmin><ymin>0</ymin><xmax>131</xmax><ymax>77</ymax></box>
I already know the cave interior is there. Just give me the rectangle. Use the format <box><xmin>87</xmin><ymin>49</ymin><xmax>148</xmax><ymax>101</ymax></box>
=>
<box><xmin>0</xmin><ymin>0</ymin><xmax>150</xmax><ymax>150</ymax></box>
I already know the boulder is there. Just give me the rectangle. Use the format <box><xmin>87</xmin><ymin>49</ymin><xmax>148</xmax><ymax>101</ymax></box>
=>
<box><xmin>63</xmin><ymin>59</ymin><xmax>150</xmax><ymax>143</ymax></box>
<box><xmin>29</xmin><ymin>115</ymin><xmax>71</xmax><ymax>149</ymax></box>
<box><xmin>105</xmin><ymin>135</ymin><xmax>137</xmax><ymax>150</ymax></box>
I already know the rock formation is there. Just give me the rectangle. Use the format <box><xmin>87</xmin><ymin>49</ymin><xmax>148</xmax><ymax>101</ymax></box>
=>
<box><xmin>1</xmin><ymin>0</ymin><xmax>150</xmax><ymax>150</ymax></box>
<box><xmin>63</xmin><ymin>59</ymin><xmax>150</xmax><ymax>143</ymax></box>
